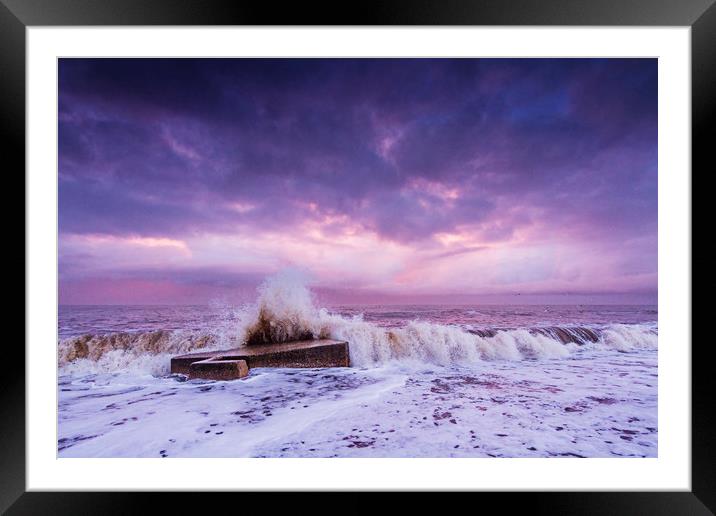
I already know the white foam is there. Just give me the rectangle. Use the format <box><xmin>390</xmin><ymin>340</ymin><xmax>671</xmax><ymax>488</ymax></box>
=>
<box><xmin>601</xmin><ymin>323</ymin><xmax>658</xmax><ymax>351</ymax></box>
<box><xmin>58</xmin><ymin>349</ymin><xmax>659</xmax><ymax>458</ymax></box>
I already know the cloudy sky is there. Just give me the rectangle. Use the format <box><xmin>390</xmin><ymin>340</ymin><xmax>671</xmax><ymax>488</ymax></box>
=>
<box><xmin>58</xmin><ymin>58</ymin><xmax>657</xmax><ymax>305</ymax></box>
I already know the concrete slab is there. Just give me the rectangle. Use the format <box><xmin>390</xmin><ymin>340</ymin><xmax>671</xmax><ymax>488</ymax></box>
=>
<box><xmin>171</xmin><ymin>351</ymin><xmax>222</xmax><ymax>375</ymax></box>
<box><xmin>188</xmin><ymin>359</ymin><xmax>249</xmax><ymax>381</ymax></box>
<box><xmin>171</xmin><ymin>339</ymin><xmax>350</xmax><ymax>376</ymax></box>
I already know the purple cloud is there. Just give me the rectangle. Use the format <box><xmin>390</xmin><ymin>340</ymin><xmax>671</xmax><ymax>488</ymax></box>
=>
<box><xmin>58</xmin><ymin>58</ymin><xmax>657</xmax><ymax>303</ymax></box>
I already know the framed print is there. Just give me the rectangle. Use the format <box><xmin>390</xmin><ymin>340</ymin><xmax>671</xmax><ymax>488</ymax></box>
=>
<box><xmin>5</xmin><ymin>0</ymin><xmax>711</xmax><ymax>513</ymax></box>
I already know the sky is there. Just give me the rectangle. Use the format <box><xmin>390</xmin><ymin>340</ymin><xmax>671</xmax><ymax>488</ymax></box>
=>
<box><xmin>58</xmin><ymin>58</ymin><xmax>657</xmax><ymax>305</ymax></box>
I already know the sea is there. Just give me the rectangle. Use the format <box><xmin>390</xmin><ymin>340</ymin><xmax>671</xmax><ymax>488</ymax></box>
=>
<box><xmin>58</xmin><ymin>276</ymin><xmax>658</xmax><ymax>458</ymax></box>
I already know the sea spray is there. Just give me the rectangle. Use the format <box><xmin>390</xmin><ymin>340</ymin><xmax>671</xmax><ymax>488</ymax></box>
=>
<box><xmin>240</xmin><ymin>270</ymin><xmax>330</xmax><ymax>345</ymax></box>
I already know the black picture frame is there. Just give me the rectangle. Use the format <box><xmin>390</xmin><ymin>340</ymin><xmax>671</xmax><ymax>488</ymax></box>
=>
<box><xmin>3</xmin><ymin>0</ymin><xmax>710</xmax><ymax>513</ymax></box>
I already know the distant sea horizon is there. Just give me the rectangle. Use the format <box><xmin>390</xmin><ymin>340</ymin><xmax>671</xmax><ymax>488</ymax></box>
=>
<box><xmin>58</xmin><ymin>293</ymin><xmax>658</xmax><ymax>308</ymax></box>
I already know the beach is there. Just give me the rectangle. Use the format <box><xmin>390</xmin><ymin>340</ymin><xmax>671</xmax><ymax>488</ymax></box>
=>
<box><xmin>58</xmin><ymin>279</ymin><xmax>657</xmax><ymax>458</ymax></box>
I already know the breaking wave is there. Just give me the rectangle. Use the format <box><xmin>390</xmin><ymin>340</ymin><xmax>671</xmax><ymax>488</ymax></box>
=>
<box><xmin>58</xmin><ymin>272</ymin><xmax>658</xmax><ymax>375</ymax></box>
<box><xmin>57</xmin><ymin>330</ymin><xmax>224</xmax><ymax>377</ymax></box>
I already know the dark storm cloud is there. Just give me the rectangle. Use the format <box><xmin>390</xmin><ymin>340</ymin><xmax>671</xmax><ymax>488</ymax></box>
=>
<box><xmin>58</xmin><ymin>58</ymin><xmax>657</xmax><ymax>297</ymax></box>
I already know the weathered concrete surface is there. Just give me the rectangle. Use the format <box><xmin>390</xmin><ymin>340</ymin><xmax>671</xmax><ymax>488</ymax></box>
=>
<box><xmin>171</xmin><ymin>351</ymin><xmax>223</xmax><ymax>375</ymax></box>
<box><xmin>171</xmin><ymin>339</ymin><xmax>350</xmax><ymax>376</ymax></box>
<box><xmin>188</xmin><ymin>359</ymin><xmax>249</xmax><ymax>381</ymax></box>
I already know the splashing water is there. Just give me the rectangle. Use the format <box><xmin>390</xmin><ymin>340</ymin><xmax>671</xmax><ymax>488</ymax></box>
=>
<box><xmin>58</xmin><ymin>272</ymin><xmax>658</xmax><ymax>376</ymax></box>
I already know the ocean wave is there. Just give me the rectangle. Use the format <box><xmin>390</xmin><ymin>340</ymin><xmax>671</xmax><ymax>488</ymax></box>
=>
<box><xmin>57</xmin><ymin>330</ymin><xmax>225</xmax><ymax>376</ymax></box>
<box><xmin>58</xmin><ymin>272</ymin><xmax>658</xmax><ymax>375</ymax></box>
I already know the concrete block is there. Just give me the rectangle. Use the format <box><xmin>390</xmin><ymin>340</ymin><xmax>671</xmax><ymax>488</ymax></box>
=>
<box><xmin>188</xmin><ymin>359</ymin><xmax>249</xmax><ymax>381</ymax></box>
<box><xmin>171</xmin><ymin>339</ymin><xmax>350</xmax><ymax>376</ymax></box>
